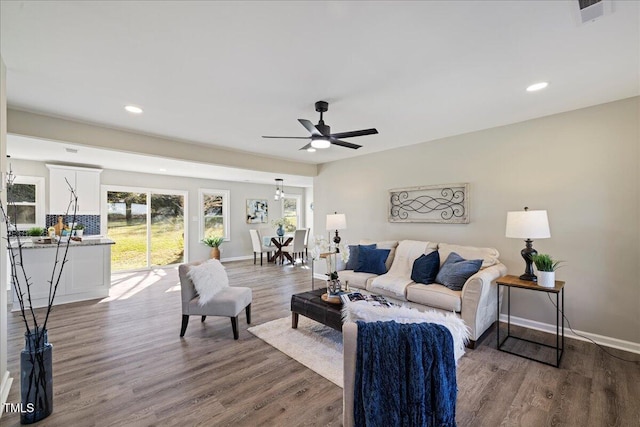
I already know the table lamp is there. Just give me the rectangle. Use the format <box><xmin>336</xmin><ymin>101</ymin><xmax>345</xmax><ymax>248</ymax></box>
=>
<box><xmin>505</xmin><ymin>207</ymin><xmax>550</xmax><ymax>282</ymax></box>
<box><xmin>326</xmin><ymin>212</ymin><xmax>346</xmax><ymax>251</ymax></box>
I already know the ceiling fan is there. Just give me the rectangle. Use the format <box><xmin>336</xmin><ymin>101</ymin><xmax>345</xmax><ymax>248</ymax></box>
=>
<box><xmin>262</xmin><ymin>101</ymin><xmax>378</xmax><ymax>151</ymax></box>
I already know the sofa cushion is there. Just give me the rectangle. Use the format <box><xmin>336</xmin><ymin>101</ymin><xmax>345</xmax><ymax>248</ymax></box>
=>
<box><xmin>355</xmin><ymin>246</ymin><xmax>391</xmax><ymax>275</ymax></box>
<box><xmin>438</xmin><ymin>243</ymin><xmax>499</xmax><ymax>269</ymax></box>
<box><xmin>410</xmin><ymin>251</ymin><xmax>440</xmax><ymax>285</ymax></box>
<box><xmin>435</xmin><ymin>252</ymin><xmax>482</xmax><ymax>291</ymax></box>
<box><xmin>406</xmin><ymin>283</ymin><xmax>462</xmax><ymax>312</ymax></box>
<box><xmin>338</xmin><ymin>270</ymin><xmax>378</xmax><ymax>291</ymax></box>
<box><xmin>346</xmin><ymin>244</ymin><xmax>376</xmax><ymax>271</ymax></box>
<box><xmin>360</xmin><ymin>240</ymin><xmax>399</xmax><ymax>271</ymax></box>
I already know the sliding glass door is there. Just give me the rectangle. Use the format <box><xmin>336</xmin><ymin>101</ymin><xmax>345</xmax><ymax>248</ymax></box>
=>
<box><xmin>105</xmin><ymin>188</ymin><xmax>186</xmax><ymax>271</ymax></box>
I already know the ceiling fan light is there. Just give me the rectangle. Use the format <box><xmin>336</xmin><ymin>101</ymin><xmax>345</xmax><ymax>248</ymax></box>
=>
<box><xmin>526</xmin><ymin>82</ymin><xmax>548</xmax><ymax>92</ymax></box>
<box><xmin>311</xmin><ymin>138</ymin><xmax>331</xmax><ymax>149</ymax></box>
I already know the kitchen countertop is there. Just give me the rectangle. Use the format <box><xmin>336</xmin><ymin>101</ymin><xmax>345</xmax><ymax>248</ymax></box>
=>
<box><xmin>9</xmin><ymin>237</ymin><xmax>115</xmax><ymax>249</ymax></box>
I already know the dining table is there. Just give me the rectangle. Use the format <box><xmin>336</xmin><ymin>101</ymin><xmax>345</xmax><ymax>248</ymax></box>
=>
<box><xmin>263</xmin><ymin>235</ymin><xmax>293</xmax><ymax>264</ymax></box>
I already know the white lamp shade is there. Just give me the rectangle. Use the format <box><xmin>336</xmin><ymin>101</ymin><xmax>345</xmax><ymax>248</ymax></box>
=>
<box><xmin>505</xmin><ymin>210</ymin><xmax>550</xmax><ymax>239</ymax></box>
<box><xmin>326</xmin><ymin>213</ymin><xmax>347</xmax><ymax>230</ymax></box>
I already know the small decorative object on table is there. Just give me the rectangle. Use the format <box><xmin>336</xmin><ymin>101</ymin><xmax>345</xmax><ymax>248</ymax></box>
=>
<box><xmin>531</xmin><ymin>253</ymin><xmax>563</xmax><ymax>288</ymax></box>
<box><xmin>202</xmin><ymin>235</ymin><xmax>224</xmax><ymax>260</ymax></box>
<box><xmin>271</xmin><ymin>217</ymin><xmax>294</xmax><ymax>237</ymax></box>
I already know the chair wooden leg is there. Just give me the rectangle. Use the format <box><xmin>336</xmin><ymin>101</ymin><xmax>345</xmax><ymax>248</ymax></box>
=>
<box><xmin>245</xmin><ymin>303</ymin><xmax>251</xmax><ymax>324</ymax></box>
<box><xmin>201</xmin><ymin>315</ymin><xmax>206</xmax><ymax>322</ymax></box>
<box><xmin>260</xmin><ymin>253</ymin><xmax>263</xmax><ymax>266</ymax></box>
<box><xmin>180</xmin><ymin>315</ymin><xmax>189</xmax><ymax>337</ymax></box>
<box><xmin>231</xmin><ymin>316</ymin><xmax>239</xmax><ymax>340</ymax></box>
<box><xmin>254</xmin><ymin>252</ymin><xmax>256</xmax><ymax>264</ymax></box>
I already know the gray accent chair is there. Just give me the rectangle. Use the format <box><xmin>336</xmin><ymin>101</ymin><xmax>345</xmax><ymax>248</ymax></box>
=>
<box><xmin>178</xmin><ymin>261</ymin><xmax>252</xmax><ymax>339</ymax></box>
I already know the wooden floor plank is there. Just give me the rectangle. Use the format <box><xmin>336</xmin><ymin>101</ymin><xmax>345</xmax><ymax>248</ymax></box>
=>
<box><xmin>3</xmin><ymin>259</ymin><xmax>639</xmax><ymax>426</ymax></box>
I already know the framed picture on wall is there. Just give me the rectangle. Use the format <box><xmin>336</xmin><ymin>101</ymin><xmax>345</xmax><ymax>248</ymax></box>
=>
<box><xmin>388</xmin><ymin>183</ymin><xmax>469</xmax><ymax>223</ymax></box>
<box><xmin>246</xmin><ymin>199</ymin><xmax>268</xmax><ymax>224</ymax></box>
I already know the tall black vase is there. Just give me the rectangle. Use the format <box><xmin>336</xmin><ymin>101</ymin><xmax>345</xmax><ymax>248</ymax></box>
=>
<box><xmin>20</xmin><ymin>328</ymin><xmax>53</xmax><ymax>424</ymax></box>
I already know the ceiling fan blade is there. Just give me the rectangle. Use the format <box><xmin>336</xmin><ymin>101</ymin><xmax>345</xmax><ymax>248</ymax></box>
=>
<box><xmin>330</xmin><ymin>128</ymin><xmax>378</xmax><ymax>139</ymax></box>
<box><xmin>298</xmin><ymin>119</ymin><xmax>322</xmax><ymax>136</ymax></box>
<box><xmin>299</xmin><ymin>143</ymin><xmax>312</xmax><ymax>151</ymax></box>
<box><xmin>330</xmin><ymin>138</ymin><xmax>362</xmax><ymax>150</ymax></box>
<box><xmin>262</xmin><ymin>136</ymin><xmax>311</xmax><ymax>139</ymax></box>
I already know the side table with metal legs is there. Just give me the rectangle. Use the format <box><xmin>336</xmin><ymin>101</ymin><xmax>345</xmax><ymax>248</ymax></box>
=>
<box><xmin>496</xmin><ymin>275</ymin><xmax>565</xmax><ymax>368</ymax></box>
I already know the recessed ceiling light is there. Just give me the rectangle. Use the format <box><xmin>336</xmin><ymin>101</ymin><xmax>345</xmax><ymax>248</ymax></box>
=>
<box><xmin>306</xmin><ymin>147</ymin><xmax>316</xmax><ymax>153</ymax></box>
<box><xmin>65</xmin><ymin>148</ymin><xmax>78</xmax><ymax>154</ymax></box>
<box><xmin>526</xmin><ymin>82</ymin><xmax>548</xmax><ymax>92</ymax></box>
<box><xmin>159</xmin><ymin>168</ymin><xmax>167</xmax><ymax>172</ymax></box>
<box><xmin>125</xmin><ymin>105</ymin><xmax>143</xmax><ymax>114</ymax></box>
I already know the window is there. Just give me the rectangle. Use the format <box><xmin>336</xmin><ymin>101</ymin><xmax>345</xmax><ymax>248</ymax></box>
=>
<box><xmin>103</xmin><ymin>186</ymin><xmax>187</xmax><ymax>271</ymax></box>
<box><xmin>282</xmin><ymin>195</ymin><xmax>302</xmax><ymax>231</ymax></box>
<box><xmin>6</xmin><ymin>176</ymin><xmax>45</xmax><ymax>230</ymax></box>
<box><xmin>200</xmin><ymin>189</ymin><xmax>230</xmax><ymax>240</ymax></box>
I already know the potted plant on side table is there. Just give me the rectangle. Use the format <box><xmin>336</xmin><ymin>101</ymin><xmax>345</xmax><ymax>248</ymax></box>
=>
<box><xmin>202</xmin><ymin>235</ymin><xmax>224</xmax><ymax>260</ymax></box>
<box><xmin>531</xmin><ymin>253</ymin><xmax>563</xmax><ymax>288</ymax></box>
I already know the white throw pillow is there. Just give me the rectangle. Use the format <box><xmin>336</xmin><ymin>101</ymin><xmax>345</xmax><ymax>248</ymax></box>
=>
<box><xmin>186</xmin><ymin>259</ymin><xmax>229</xmax><ymax>305</ymax></box>
<box><xmin>342</xmin><ymin>302</ymin><xmax>470</xmax><ymax>362</ymax></box>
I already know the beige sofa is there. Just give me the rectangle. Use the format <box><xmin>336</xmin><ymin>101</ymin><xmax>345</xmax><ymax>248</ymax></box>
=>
<box><xmin>337</xmin><ymin>239</ymin><xmax>507</xmax><ymax>347</ymax></box>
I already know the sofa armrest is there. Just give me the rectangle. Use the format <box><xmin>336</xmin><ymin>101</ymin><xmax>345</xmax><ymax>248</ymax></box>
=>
<box><xmin>342</xmin><ymin>322</ymin><xmax>358</xmax><ymax>427</ymax></box>
<box><xmin>460</xmin><ymin>263</ymin><xmax>507</xmax><ymax>341</ymax></box>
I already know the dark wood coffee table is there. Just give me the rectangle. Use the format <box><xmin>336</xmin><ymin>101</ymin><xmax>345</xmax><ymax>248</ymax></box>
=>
<box><xmin>290</xmin><ymin>288</ymin><xmax>343</xmax><ymax>331</ymax></box>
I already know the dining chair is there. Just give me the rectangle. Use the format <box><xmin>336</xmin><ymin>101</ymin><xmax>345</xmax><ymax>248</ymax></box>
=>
<box><xmin>283</xmin><ymin>229</ymin><xmax>307</xmax><ymax>265</ymax></box>
<box><xmin>304</xmin><ymin>228</ymin><xmax>311</xmax><ymax>260</ymax></box>
<box><xmin>249</xmin><ymin>229</ymin><xmax>273</xmax><ymax>265</ymax></box>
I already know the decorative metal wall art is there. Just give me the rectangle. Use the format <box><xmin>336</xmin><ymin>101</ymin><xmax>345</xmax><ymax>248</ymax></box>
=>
<box><xmin>246</xmin><ymin>199</ymin><xmax>268</xmax><ymax>224</ymax></box>
<box><xmin>389</xmin><ymin>183</ymin><xmax>469</xmax><ymax>223</ymax></box>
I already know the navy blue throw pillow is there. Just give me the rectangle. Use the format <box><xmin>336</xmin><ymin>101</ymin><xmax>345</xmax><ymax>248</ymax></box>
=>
<box><xmin>346</xmin><ymin>244</ymin><xmax>376</xmax><ymax>271</ymax></box>
<box><xmin>435</xmin><ymin>252</ymin><xmax>482</xmax><ymax>291</ymax></box>
<box><xmin>411</xmin><ymin>251</ymin><xmax>440</xmax><ymax>285</ymax></box>
<box><xmin>355</xmin><ymin>246</ymin><xmax>391</xmax><ymax>275</ymax></box>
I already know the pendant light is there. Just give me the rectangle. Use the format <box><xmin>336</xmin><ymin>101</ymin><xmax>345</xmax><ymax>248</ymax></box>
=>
<box><xmin>274</xmin><ymin>178</ymin><xmax>285</xmax><ymax>200</ymax></box>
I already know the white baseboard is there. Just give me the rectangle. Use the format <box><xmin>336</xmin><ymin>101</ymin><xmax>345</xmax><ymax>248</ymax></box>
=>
<box><xmin>0</xmin><ymin>370</ymin><xmax>13</xmax><ymax>419</ymax></box>
<box><xmin>500</xmin><ymin>313</ymin><xmax>640</xmax><ymax>355</ymax></box>
<box><xmin>220</xmin><ymin>255</ymin><xmax>253</xmax><ymax>262</ymax></box>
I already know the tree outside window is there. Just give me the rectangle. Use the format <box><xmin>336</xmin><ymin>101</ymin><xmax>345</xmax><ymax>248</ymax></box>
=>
<box><xmin>7</xmin><ymin>176</ymin><xmax>45</xmax><ymax>229</ymax></box>
<box><xmin>200</xmin><ymin>189</ymin><xmax>230</xmax><ymax>240</ymax></box>
<box><xmin>282</xmin><ymin>196</ymin><xmax>300</xmax><ymax>231</ymax></box>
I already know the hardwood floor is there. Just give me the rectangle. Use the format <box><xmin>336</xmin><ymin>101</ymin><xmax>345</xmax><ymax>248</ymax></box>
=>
<box><xmin>3</xmin><ymin>259</ymin><xmax>639</xmax><ymax>426</ymax></box>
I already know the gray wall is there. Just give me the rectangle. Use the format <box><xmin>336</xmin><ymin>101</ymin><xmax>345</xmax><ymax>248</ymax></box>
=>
<box><xmin>7</xmin><ymin>159</ymin><xmax>306</xmax><ymax>262</ymax></box>
<box><xmin>313</xmin><ymin>97</ymin><xmax>639</xmax><ymax>344</ymax></box>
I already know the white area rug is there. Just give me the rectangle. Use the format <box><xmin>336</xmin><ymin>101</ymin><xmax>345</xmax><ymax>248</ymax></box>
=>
<box><xmin>248</xmin><ymin>316</ymin><xmax>344</xmax><ymax>387</ymax></box>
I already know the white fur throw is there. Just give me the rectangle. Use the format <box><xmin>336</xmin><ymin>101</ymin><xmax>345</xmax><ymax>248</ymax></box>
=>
<box><xmin>186</xmin><ymin>259</ymin><xmax>229</xmax><ymax>305</ymax></box>
<box><xmin>370</xmin><ymin>240</ymin><xmax>431</xmax><ymax>298</ymax></box>
<box><xmin>342</xmin><ymin>302</ymin><xmax>470</xmax><ymax>363</ymax></box>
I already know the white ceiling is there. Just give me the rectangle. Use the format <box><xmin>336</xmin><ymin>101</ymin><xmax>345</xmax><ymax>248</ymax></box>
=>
<box><xmin>1</xmin><ymin>1</ymin><xmax>638</xmax><ymax>182</ymax></box>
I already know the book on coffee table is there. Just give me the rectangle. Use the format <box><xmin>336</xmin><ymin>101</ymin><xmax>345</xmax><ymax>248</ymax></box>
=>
<box><xmin>340</xmin><ymin>292</ymin><xmax>393</xmax><ymax>307</ymax></box>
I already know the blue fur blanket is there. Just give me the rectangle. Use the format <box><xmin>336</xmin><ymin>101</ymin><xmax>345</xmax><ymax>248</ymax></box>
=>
<box><xmin>354</xmin><ymin>321</ymin><xmax>457</xmax><ymax>427</ymax></box>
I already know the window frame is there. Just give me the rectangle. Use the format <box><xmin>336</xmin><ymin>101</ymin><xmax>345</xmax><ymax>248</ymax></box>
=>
<box><xmin>7</xmin><ymin>175</ymin><xmax>45</xmax><ymax>230</ymax></box>
<box><xmin>199</xmin><ymin>188</ymin><xmax>230</xmax><ymax>241</ymax></box>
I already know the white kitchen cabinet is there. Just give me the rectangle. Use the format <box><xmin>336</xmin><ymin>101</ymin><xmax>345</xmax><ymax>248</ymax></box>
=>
<box><xmin>47</xmin><ymin>164</ymin><xmax>102</xmax><ymax>214</ymax></box>
<box><xmin>11</xmin><ymin>239</ymin><xmax>114</xmax><ymax>310</ymax></box>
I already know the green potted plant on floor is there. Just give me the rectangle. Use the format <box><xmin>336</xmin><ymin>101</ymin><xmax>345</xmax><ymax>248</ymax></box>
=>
<box><xmin>202</xmin><ymin>235</ymin><xmax>224</xmax><ymax>260</ymax></box>
<box><xmin>531</xmin><ymin>253</ymin><xmax>562</xmax><ymax>288</ymax></box>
